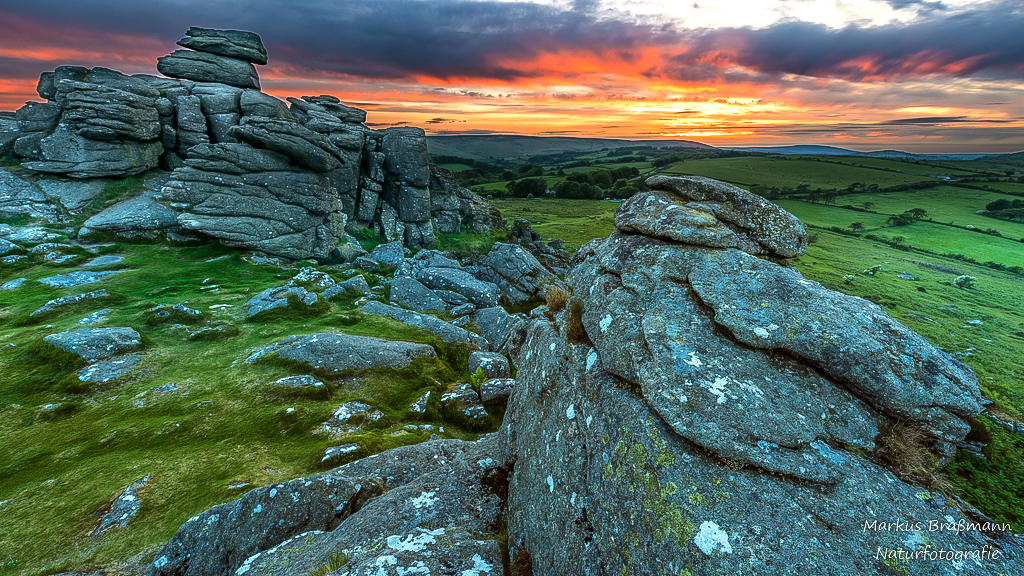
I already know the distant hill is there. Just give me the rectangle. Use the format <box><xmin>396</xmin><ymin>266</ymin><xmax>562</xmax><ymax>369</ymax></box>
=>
<box><xmin>724</xmin><ymin>145</ymin><xmax>995</xmax><ymax>161</ymax></box>
<box><xmin>426</xmin><ymin>135</ymin><xmax>710</xmax><ymax>161</ymax></box>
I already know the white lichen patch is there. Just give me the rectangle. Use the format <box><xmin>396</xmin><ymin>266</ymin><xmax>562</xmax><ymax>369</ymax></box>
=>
<box><xmin>705</xmin><ymin>376</ymin><xmax>730</xmax><ymax>404</ymax></box>
<box><xmin>753</xmin><ymin>327</ymin><xmax>770</xmax><ymax>338</ymax></box>
<box><xmin>462</xmin><ymin>553</ymin><xmax>494</xmax><ymax>575</ymax></box>
<box><xmin>685</xmin><ymin>352</ymin><xmax>703</xmax><ymax>367</ymax></box>
<box><xmin>566</xmin><ymin>404</ymin><xmax>576</xmax><ymax>420</ymax></box>
<box><xmin>547</xmin><ymin>475</ymin><xmax>554</xmax><ymax>492</ymax></box>
<box><xmin>586</xmin><ymin>349</ymin><xmax>598</xmax><ymax>370</ymax></box>
<box><xmin>387</xmin><ymin>527</ymin><xmax>445</xmax><ymax>552</ymax></box>
<box><xmin>599</xmin><ymin>314</ymin><xmax>613</xmax><ymax>333</ymax></box>
<box><xmin>410</xmin><ymin>490</ymin><xmax>438</xmax><ymax>508</ymax></box>
<box><xmin>694</xmin><ymin>521</ymin><xmax>733</xmax><ymax>555</ymax></box>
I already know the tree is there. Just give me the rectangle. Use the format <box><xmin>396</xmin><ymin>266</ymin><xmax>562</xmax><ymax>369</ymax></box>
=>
<box><xmin>863</xmin><ymin>202</ymin><xmax>875</xmax><ymax>211</ymax></box>
<box><xmin>849</xmin><ymin>222</ymin><xmax>866</xmax><ymax>233</ymax></box>
<box><xmin>891</xmin><ymin>235</ymin><xmax>906</xmax><ymax>245</ymax></box>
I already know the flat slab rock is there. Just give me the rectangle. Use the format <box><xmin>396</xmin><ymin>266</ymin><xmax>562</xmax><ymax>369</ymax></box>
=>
<box><xmin>77</xmin><ymin>353</ymin><xmax>142</xmax><ymax>383</ymax></box>
<box><xmin>245</xmin><ymin>332</ymin><xmax>435</xmax><ymax>374</ymax></box>
<box><xmin>31</xmin><ymin>289</ymin><xmax>109</xmax><ymax>316</ymax></box>
<box><xmin>44</xmin><ymin>327</ymin><xmax>141</xmax><ymax>363</ymax></box>
<box><xmin>362</xmin><ymin>300</ymin><xmax>488</xmax><ymax>348</ymax></box>
<box><xmin>38</xmin><ymin>270</ymin><xmax>121</xmax><ymax>288</ymax></box>
<box><xmin>90</xmin><ymin>475</ymin><xmax>150</xmax><ymax>536</ymax></box>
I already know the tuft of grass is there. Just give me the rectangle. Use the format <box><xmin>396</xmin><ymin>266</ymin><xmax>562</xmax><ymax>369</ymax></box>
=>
<box><xmin>873</xmin><ymin>422</ymin><xmax>952</xmax><ymax>498</ymax></box>
<box><xmin>306</xmin><ymin>552</ymin><xmax>350</xmax><ymax>576</ymax></box>
<box><xmin>544</xmin><ymin>284</ymin><xmax>569</xmax><ymax>312</ymax></box>
<box><xmin>565</xmin><ymin>299</ymin><xmax>590</xmax><ymax>345</ymax></box>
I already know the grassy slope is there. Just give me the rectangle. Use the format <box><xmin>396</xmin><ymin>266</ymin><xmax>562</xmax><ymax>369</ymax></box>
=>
<box><xmin>0</xmin><ymin>239</ymin><xmax>494</xmax><ymax>573</ymax></box>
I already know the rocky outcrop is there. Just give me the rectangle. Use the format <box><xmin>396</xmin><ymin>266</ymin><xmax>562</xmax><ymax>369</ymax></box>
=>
<box><xmin>149</xmin><ymin>175</ymin><xmax>1022</xmax><ymax>576</ymax></box>
<box><xmin>471</xmin><ymin>242</ymin><xmax>566</xmax><ymax>306</ymax></box>
<box><xmin>4</xmin><ymin>27</ymin><xmax>506</xmax><ymax>259</ymax></box>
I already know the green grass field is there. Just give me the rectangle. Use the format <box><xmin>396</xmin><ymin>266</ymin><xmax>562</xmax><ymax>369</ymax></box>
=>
<box><xmin>0</xmin><ymin>239</ymin><xmax>493</xmax><ymax>573</ymax></box>
<box><xmin>790</xmin><ymin>155</ymin><xmax>981</xmax><ymax>177</ymax></box>
<box><xmin>491</xmin><ymin>198</ymin><xmax>618</xmax><ymax>249</ymax></box>
<box><xmin>661</xmin><ymin>156</ymin><xmax>939</xmax><ymax>189</ymax></box>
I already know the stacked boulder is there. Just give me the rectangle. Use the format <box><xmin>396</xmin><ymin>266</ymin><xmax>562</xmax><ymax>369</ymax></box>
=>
<box><xmin>1</xmin><ymin>27</ymin><xmax>505</xmax><ymax>260</ymax></box>
<box><xmin>149</xmin><ymin>176</ymin><xmax>1023</xmax><ymax>575</ymax></box>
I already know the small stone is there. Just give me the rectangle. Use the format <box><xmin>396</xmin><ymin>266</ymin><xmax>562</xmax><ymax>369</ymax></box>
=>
<box><xmin>90</xmin><ymin>475</ymin><xmax>151</xmax><ymax>536</ymax></box>
<box><xmin>479</xmin><ymin>378</ymin><xmax>516</xmax><ymax>405</ymax></box>
<box><xmin>468</xmin><ymin>351</ymin><xmax>511</xmax><ymax>379</ymax></box>
<box><xmin>1</xmin><ymin>277</ymin><xmax>27</xmax><ymax>290</ymax></box>
<box><xmin>38</xmin><ymin>270</ymin><xmax>121</xmax><ymax>288</ymax></box>
<box><xmin>410</xmin><ymin>391</ymin><xmax>431</xmax><ymax>413</ymax></box>
<box><xmin>78</xmin><ymin>309</ymin><xmax>113</xmax><ymax>324</ymax></box>
<box><xmin>82</xmin><ymin>255</ymin><xmax>123</xmax><ymax>267</ymax></box>
<box><xmin>321</xmin><ymin>443</ymin><xmax>360</xmax><ymax>462</ymax></box>
<box><xmin>76</xmin><ymin>354</ymin><xmax>142</xmax><ymax>384</ymax></box>
<box><xmin>270</xmin><ymin>375</ymin><xmax>326</xmax><ymax>388</ymax></box>
<box><xmin>44</xmin><ymin>327</ymin><xmax>141</xmax><ymax>363</ymax></box>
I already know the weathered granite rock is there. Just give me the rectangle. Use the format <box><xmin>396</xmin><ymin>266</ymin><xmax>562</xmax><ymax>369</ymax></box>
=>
<box><xmin>479</xmin><ymin>377</ymin><xmax>515</xmax><ymax>405</ymax></box>
<box><xmin>44</xmin><ymin>327</ymin><xmax>141</xmax><ymax>363</ymax></box>
<box><xmin>643</xmin><ymin>175</ymin><xmax>808</xmax><ymax>257</ymax></box>
<box><xmin>366</xmin><ymin>240</ymin><xmax>405</xmax><ymax>267</ymax></box>
<box><xmin>0</xmin><ymin>168</ymin><xmax>57</xmax><ymax>220</ymax></box>
<box><xmin>244</xmin><ymin>283</ymin><xmax>319</xmax><ymax>318</ymax></box>
<box><xmin>157</xmin><ymin>50</ymin><xmax>260</xmax><ymax>89</ymax></box>
<box><xmin>36</xmin><ymin>178</ymin><xmax>109</xmax><ymax>213</ymax></box>
<box><xmin>323</xmin><ymin>274</ymin><xmax>371</xmax><ymax>299</ymax></box>
<box><xmin>288</xmin><ymin>95</ymin><xmax>367</xmax><ymax>124</ymax></box>
<box><xmin>90</xmin><ymin>475</ymin><xmax>150</xmax><ymax>536</ymax></box>
<box><xmin>23</xmin><ymin>125</ymin><xmax>162</xmax><ymax>178</ymax></box>
<box><xmin>150</xmin><ymin>473</ymin><xmax>382</xmax><ymax>576</ymax></box>
<box><xmin>0</xmin><ymin>224</ymin><xmax>61</xmax><ymax>243</ymax></box>
<box><xmin>381</xmin><ymin>127</ymin><xmax>430</xmax><ymax>189</ymax></box>
<box><xmin>163</xmin><ymin>151</ymin><xmax>341</xmax><ymax>260</ymax></box>
<box><xmin>245</xmin><ymin>333</ymin><xmax>435</xmax><ymax>374</ymax></box>
<box><xmin>174</xmin><ymin>95</ymin><xmax>209</xmax><ymax>152</ymax></box>
<box><xmin>215</xmin><ymin>438</ymin><xmax>505</xmax><ymax>576</ymax></box>
<box><xmin>472</xmin><ymin>306</ymin><xmax>527</xmax><ymax>354</ymax></box>
<box><xmin>229</xmin><ymin>117</ymin><xmax>344</xmax><ymax>172</ymax></box>
<box><xmin>239</xmin><ymin>90</ymin><xmax>293</xmax><ymax>120</ymax></box>
<box><xmin>473</xmin><ymin>242</ymin><xmax>565</xmax><ymax>305</ymax></box>
<box><xmin>362</xmin><ymin>301</ymin><xmax>488</xmax><ymax>348</ymax></box>
<box><xmin>77</xmin><ymin>353</ymin><xmax>142</xmax><ymax>383</ymax></box>
<box><xmin>0</xmin><ymin>114</ymin><xmax>20</xmax><ymax>156</ymax></box>
<box><xmin>176</xmin><ymin>27</ymin><xmax>268</xmax><ymax>65</ymax></box>
<box><xmin>15</xmin><ymin>101</ymin><xmax>61</xmax><ymax>133</ymax></box>
<box><xmin>389</xmin><ymin>275</ymin><xmax>447</xmax><ymax>313</ymax></box>
<box><xmin>508</xmin><ymin>218</ymin><xmax>572</xmax><ymax>272</ymax></box>
<box><xmin>84</xmin><ymin>193</ymin><xmax>181</xmax><ymax>235</ymax></box>
<box><xmin>31</xmin><ymin>289</ymin><xmax>109</xmax><ymax>316</ymax></box>
<box><xmin>292</xmin><ymin>266</ymin><xmax>335</xmax><ymax>288</ymax></box>
<box><xmin>38</xmin><ymin>270</ymin><xmax>120</xmax><ymax>288</ymax></box>
<box><xmin>415</xmin><ymin>266</ymin><xmax>500</xmax><ymax>309</ymax></box>
<box><xmin>1</xmin><ymin>276</ymin><xmax>27</xmax><ymax>289</ymax></box>
<box><xmin>468</xmin><ymin>351</ymin><xmax>511</xmax><ymax>379</ymax></box>
<box><xmin>55</xmin><ymin>80</ymin><xmax>160</xmax><ymax>141</ymax></box>
<box><xmin>497</xmin><ymin>316</ymin><xmax>1024</xmax><ymax>576</ymax></box>
<box><xmin>152</xmin><ymin>438</ymin><xmax>502</xmax><ymax>576</ymax></box>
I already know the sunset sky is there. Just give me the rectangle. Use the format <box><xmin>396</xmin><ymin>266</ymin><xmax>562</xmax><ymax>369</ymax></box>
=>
<box><xmin>1</xmin><ymin>0</ymin><xmax>1022</xmax><ymax>152</ymax></box>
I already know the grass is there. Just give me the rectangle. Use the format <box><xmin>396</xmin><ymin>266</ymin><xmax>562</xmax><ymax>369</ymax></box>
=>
<box><xmin>491</xmin><ymin>198</ymin><xmax>617</xmax><ymax>250</ymax></box>
<box><xmin>661</xmin><ymin>156</ymin><xmax>939</xmax><ymax>189</ymax></box>
<box><xmin>0</xmin><ymin>239</ymin><xmax>496</xmax><ymax>574</ymax></box>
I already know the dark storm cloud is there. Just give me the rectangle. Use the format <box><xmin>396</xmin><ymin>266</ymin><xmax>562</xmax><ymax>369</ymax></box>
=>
<box><xmin>1</xmin><ymin>0</ymin><xmax>1022</xmax><ymax>84</ymax></box>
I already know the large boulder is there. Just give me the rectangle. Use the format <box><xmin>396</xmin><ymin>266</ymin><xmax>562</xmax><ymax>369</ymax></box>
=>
<box><xmin>0</xmin><ymin>168</ymin><xmax>58</xmax><ymax>221</ymax></box>
<box><xmin>245</xmin><ymin>332</ymin><xmax>436</xmax><ymax>374</ymax></box>
<box><xmin>0</xmin><ymin>114</ymin><xmax>19</xmax><ymax>156</ymax></box>
<box><xmin>414</xmin><ymin>266</ymin><xmax>500</xmax><ymax>309</ymax></box>
<box><xmin>641</xmin><ymin>175</ymin><xmax>808</xmax><ymax>257</ymax></box>
<box><xmin>157</xmin><ymin>50</ymin><xmax>260</xmax><ymax>89</ymax></box>
<box><xmin>84</xmin><ymin>193</ymin><xmax>181</xmax><ymax>236</ymax></box>
<box><xmin>497</xmin><ymin>316</ymin><xmax>1023</xmax><ymax>576</ymax></box>
<box><xmin>175</xmin><ymin>27</ymin><xmax>268</xmax><ymax>65</ymax></box>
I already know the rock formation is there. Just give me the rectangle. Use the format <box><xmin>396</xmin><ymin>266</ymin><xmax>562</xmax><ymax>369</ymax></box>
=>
<box><xmin>148</xmin><ymin>176</ymin><xmax>1023</xmax><ymax>575</ymax></box>
<box><xmin>2</xmin><ymin>27</ymin><xmax>505</xmax><ymax>260</ymax></box>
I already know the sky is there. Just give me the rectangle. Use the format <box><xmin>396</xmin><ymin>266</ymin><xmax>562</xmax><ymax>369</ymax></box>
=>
<box><xmin>1</xmin><ymin>0</ymin><xmax>1022</xmax><ymax>152</ymax></box>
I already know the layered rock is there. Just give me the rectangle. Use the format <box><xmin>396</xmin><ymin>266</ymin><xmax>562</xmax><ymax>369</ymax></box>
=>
<box><xmin>4</xmin><ymin>26</ymin><xmax>507</xmax><ymax>257</ymax></box>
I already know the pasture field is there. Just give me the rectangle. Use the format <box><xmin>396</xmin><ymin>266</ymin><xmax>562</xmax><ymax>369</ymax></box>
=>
<box><xmin>791</xmin><ymin>155</ymin><xmax>982</xmax><ymax>177</ymax></box>
<box><xmin>491</xmin><ymin>198</ymin><xmax>618</xmax><ymax>249</ymax></box>
<box><xmin>660</xmin><ymin>156</ymin><xmax>939</xmax><ymax>189</ymax></box>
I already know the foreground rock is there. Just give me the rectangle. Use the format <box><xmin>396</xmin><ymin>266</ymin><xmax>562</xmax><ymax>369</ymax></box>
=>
<box><xmin>472</xmin><ymin>242</ymin><xmax>565</xmax><ymax>306</ymax></box>
<box><xmin>44</xmin><ymin>327</ymin><xmax>141</xmax><ymax>363</ymax></box>
<box><xmin>152</xmin><ymin>438</ymin><xmax>505</xmax><ymax>576</ymax></box>
<box><xmin>361</xmin><ymin>301</ymin><xmax>488</xmax><ymax>348</ymax></box>
<box><xmin>151</xmin><ymin>177</ymin><xmax>1023</xmax><ymax>576</ymax></box>
<box><xmin>245</xmin><ymin>333</ymin><xmax>435</xmax><ymax>373</ymax></box>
